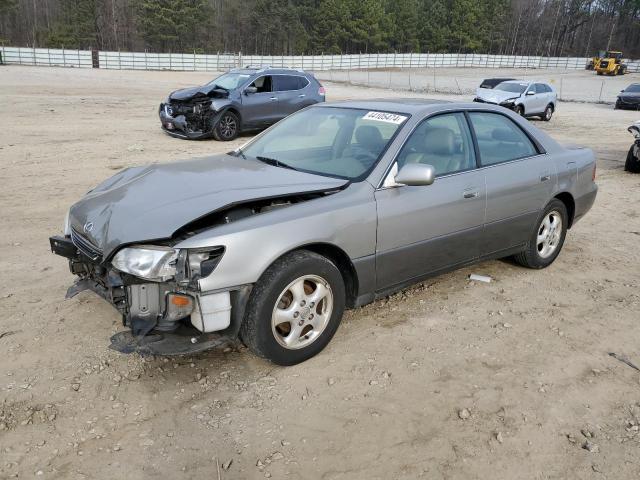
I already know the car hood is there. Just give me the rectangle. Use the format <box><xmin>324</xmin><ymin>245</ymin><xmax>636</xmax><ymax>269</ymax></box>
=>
<box><xmin>169</xmin><ymin>84</ymin><xmax>229</xmax><ymax>101</ymax></box>
<box><xmin>68</xmin><ymin>155</ymin><xmax>348</xmax><ymax>259</ymax></box>
<box><xmin>476</xmin><ymin>87</ymin><xmax>522</xmax><ymax>104</ymax></box>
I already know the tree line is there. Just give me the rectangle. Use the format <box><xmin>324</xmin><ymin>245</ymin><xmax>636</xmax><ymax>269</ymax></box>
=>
<box><xmin>1</xmin><ymin>0</ymin><xmax>639</xmax><ymax>58</ymax></box>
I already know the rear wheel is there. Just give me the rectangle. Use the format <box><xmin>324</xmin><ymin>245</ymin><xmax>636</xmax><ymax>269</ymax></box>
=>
<box><xmin>240</xmin><ymin>250</ymin><xmax>346</xmax><ymax>365</ymax></box>
<box><xmin>513</xmin><ymin>199</ymin><xmax>568</xmax><ymax>269</ymax></box>
<box><xmin>542</xmin><ymin>104</ymin><xmax>554</xmax><ymax>121</ymax></box>
<box><xmin>212</xmin><ymin>111</ymin><xmax>239</xmax><ymax>141</ymax></box>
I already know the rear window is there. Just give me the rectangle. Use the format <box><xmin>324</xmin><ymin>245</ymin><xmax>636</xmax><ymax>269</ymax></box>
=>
<box><xmin>469</xmin><ymin>112</ymin><xmax>538</xmax><ymax>166</ymax></box>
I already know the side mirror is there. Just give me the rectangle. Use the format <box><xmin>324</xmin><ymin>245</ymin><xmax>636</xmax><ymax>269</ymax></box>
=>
<box><xmin>526</xmin><ymin>90</ymin><xmax>535</xmax><ymax>96</ymax></box>
<box><xmin>244</xmin><ymin>86</ymin><xmax>258</xmax><ymax>95</ymax></box>
<box><xmin>394</xmin><ymin>163</ymin><xmax>435</xmax><ymax>186</ymax></box>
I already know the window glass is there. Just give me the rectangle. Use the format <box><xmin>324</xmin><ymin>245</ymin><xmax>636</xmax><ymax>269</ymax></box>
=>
<box><xmin>241</xmin><ymin>107</ymin><xmax>408</xmax><ymax>180</ymax></box>
<box><xmin>494</xmin><ymin>82</ymin><xmax>528</xmax><ymax>94</ymax></box>
<box><xmin>396</xmin><ymin>112</ymin><xmax>476</xmax><ymax>176</ymax></box>
<box><xmin>208</xmin><ymin>73</ymin><xmax>251</xmax><ymax>90</ymax></box>
<box><xmin>275</xmin><ymin>75</ymin><xmax>300</xmax><ymax>91</ymax></box>
<box><xmin>249</xmin><ymin>76</ymin><xmax>272</xmax><ymax>93</ymax></box>
<box><xmin>469</xmin><ymin>112</ymin><xmax>538</xmax><ymax>166</ymax></box>
<box><xmin>296</xmin><ymin>76</ymin><xmax>309</xmax><ymax>89</ymax></box>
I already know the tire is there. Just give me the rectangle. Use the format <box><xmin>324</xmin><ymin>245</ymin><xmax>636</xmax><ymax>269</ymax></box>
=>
<box><xmin>240</xmin><ymin>250</ymin><xmax>346</xmax><ymax>366</ymax></box>
<box><xmin>515</xmin><ymin>105</ymin><xmax>525</xmax><ymax>117</ymax></box>
<box><xmin>541</xmin><ymin>104</ymin><xmax>554</xmax><ymax>121</ymax></box>
<box><xmin>212</xmin><ymin>111</ymin><xmax>239</xmax><ymax>141</ymax></box>
<box><xmin>597</xmin><ymin>71</ymin><xmax>603</xmax><ymax>76</ymax></box>
<box><xmin>513</xmin><ymin>199</ymin><xmax>568</xmax><ymax>269</ymax></box>
<box><xmin>625</xmin><ymin>146</ymin><xmax>640</xmax><ymax>173</ymax></box>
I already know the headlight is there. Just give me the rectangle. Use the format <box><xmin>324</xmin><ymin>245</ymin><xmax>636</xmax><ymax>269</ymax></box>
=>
<box><xmin>500</xmin><ymin>97</ymin><xmax>518</xmax><ymax>105</ymax></box>
<box><xmin>112</xmin><ymin>246</ymin><xmax>178</xmax><ymax>281</ymax></box>
<box><xmin>63</xmin><ymin>210</ymin><xmax>71</xmax><ymax>236</ymax></box>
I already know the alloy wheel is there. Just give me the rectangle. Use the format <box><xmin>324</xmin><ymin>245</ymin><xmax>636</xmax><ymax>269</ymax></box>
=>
<box><xmin>219</xmin><ymin>114</ymin><xmax>237</xmax><ymax>139</ymax></box>
<box><xmin>271</xmin><ymin>275</ymin><xmax>334</xmax><ymax>350</ymax></box>
<box><xmin>536</xmin><ymin>210</ymin><xmax>562</xmax><ymax>258</ymax></box>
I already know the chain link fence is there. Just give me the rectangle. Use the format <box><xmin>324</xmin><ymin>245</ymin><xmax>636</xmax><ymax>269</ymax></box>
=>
<box><xmin>315</xmin><ymin>67</ymin><xmax>638</xmax><ymax>104</ymax></box>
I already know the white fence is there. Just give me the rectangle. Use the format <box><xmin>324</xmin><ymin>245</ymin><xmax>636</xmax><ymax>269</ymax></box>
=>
<box><xmin>0</xmin><ymin>47</ymin><xmax>92</xmax><ymax>67</ymax></box>
<box><xmin>2</xmin><ymin>46</ymin><xmax>640</xmax><ymax>73</ymax></box>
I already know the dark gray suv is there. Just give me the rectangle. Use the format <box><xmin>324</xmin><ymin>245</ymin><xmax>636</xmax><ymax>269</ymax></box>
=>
<box><xmin>159</xmin><ymin>67</ymin><xmax>326</xmax><ymax>140</ymax></box>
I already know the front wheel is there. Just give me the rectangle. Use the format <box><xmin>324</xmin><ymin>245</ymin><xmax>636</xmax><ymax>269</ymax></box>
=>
<box><xmin>212</xmin><ymin>111</ymin><xmax>239</xmax><ymax>141</ymax></box>
<box><xmin>515</xmin><ymin>105</ymin><xmax>525</xmax><ymax>117</ymax></box>
<box><xmin>240</xmin><ymin>250</ymin><xmax>346</xmax><ymax>365</ymax></box>
<box><xmin>513</xmin><ymin>199</ymin><xmax>568</xmax><ymax>269</ymax></box>
<box><xmin>625</xmin><ymin>146</ymin><xmax>640</xmax><ymax>173</ymax></box>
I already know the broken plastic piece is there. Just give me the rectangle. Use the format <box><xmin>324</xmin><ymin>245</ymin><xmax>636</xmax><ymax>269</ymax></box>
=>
<box><xmin>469</xmin><ymin>274</ymin><xmax>492</xmax><ymax>283</ymax></box>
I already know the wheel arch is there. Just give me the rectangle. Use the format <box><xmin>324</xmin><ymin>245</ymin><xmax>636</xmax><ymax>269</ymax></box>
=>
<box><xmin>218</xmin><ymin>105</ymin><xmax>243</xmax><ymax>129</ymax></box>
<box><xmin>554</xmin><ymin>192</ymin><xmax>576</xmax><ymax>228</ymax></box>
<box><xmin>269</xmin><ymin>242</ymin><xmax>360</xmax><ymax>309</ymax></box>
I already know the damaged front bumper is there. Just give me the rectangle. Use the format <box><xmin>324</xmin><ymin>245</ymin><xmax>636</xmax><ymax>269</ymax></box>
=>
<box><xmin>159</xmin><ymin>102</ymin><xmax>220</xmax><ymax>140</ymax></box>
<box><xmin>49</xmin><ymin>235</ymin><xmax>250</xmax><ymax>355</ymax></box>
<box><xmin>473</xmin><ymin>97</ymin><xmax>517</xmax><ymax>111</ymax></box>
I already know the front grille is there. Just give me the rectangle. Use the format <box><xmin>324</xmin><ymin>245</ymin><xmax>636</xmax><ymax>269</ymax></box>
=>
<box><xmin>71</xmin><ymin>227</ymin><xmax>103</xmax><ymax>262</ymax></box>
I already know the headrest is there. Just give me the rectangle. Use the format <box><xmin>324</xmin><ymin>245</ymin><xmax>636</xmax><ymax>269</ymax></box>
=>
<box><xmin>355</xmin><ymin>125</ymin><xmax>383</xmax><ymax>146</ymax></box>
<box><xmin>253</xmin><ymin>77</ymin><xmax>265</xmax><ymax>88</ymax></box>
<box><xmin>424</xmin><ymin>128</ymin><xmax>454</xmax><ymax>155</ymax></box>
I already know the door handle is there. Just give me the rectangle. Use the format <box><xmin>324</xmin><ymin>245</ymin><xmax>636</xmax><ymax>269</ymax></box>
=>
<box><xmin>540</xmin><ymin>175</ymin><xmax>550</xmax><ymax>182</ymax></box>
<box><xmin>298</xmin><ymin>94</ymin><xmax>306</xmax><ymax>98</ymax></box>
<box><xmin>463</xmin><ymin>191</ymin><xmax>479</xmax><ymax>199</ymax></box>
<box><xmin>270</xmin><ymin>97</ymin><xmax>277</xmax><ymax>101</ymax></box>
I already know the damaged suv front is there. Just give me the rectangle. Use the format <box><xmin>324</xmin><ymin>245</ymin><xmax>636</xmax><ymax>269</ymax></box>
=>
<box><xmin>159</xmin><ymin>71</ymin><xmax>250</xmax><ymax>141</ymax></box>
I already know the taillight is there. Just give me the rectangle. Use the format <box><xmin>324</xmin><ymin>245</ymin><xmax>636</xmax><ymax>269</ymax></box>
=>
<box><xmin>592</xmin><ymin>164</ymin><xmax>597</xmax><ymax>181</ymax></box>
<box><xmin>318</xmin><ymin>86</ymin><xmax>326</xmax><ymax>96</ymax></box>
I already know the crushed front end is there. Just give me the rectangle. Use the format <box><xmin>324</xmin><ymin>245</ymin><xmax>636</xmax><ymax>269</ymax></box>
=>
<box><xmin>159</xmin><ymin>88</ymin><xmax>229</xmax><ymax>139</ymax></box>
<box><xmin>49</xmin><ymin>229</ymin><xmax>250</xmax><ymax>356</ymax></box>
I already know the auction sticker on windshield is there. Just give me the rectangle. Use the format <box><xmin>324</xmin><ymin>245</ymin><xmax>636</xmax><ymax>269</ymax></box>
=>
<box><xmin>362</xmin><ymin>111</ymin><xmax>408</xmax><ymax>124</ymax></box>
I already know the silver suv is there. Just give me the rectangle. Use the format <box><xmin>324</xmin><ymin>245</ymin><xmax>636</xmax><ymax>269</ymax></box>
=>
<box><xmin>474</xmin><ymin>80</ymin><xmax>557</xmax><ymax>121</ymax></box>
<box><xmin>159</xmin><ymin>67</ymin><xmax>326</xmax><ymax>140</ymax></box>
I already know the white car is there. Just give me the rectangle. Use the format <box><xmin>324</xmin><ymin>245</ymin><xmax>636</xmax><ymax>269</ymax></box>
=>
<box><xmin>474</xmin><ymin>80</ymin><xmax>557</xmax><ymax>121</ymax></box>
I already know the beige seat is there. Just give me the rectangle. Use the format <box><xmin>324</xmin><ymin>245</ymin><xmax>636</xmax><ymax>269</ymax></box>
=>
<box><xmin>405</xmin><ymin>127</ymin><xmax>467</xmax><ymax>175</ymax></box>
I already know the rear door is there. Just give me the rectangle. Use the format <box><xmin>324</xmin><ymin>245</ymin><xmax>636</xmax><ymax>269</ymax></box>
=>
<box><xmin>375</xmin><ymin>112</ymin><xmax>486</xmax><ymax>290</ymax></box>
<box><xmin>273</xmin><ymin>75</ymin><xmax>309</xmax><ymax>117</ymax></box>
<box><xmin>468</xmin><ymin>111</ymin><xmax>557</xmax><ymax>256</ymax></box>
<box><xmin>240</xmin><ymin>75</ymin><xmax>279</xmax><ymax>126</ymax></box>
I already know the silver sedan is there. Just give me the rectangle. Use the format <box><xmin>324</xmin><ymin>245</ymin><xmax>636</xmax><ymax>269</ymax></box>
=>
<box><xmin>50</xmin><ymin>99</ymin><xmax>597</xmax><ymax>365</ymax></box>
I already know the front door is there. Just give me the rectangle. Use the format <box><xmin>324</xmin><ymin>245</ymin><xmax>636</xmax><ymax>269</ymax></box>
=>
<box><xmin>375</xmin><ymin>112</ymin><xmax>486</xmax><ymax>291</ymax></box>
<box><xmin>241</xmin><ymin>75</ymin><xmax>279</xmax><ymax>126</ymax></box>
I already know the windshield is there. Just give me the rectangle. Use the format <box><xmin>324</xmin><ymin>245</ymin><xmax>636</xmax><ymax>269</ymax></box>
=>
<box><xmin>239</xmin><ymin>107</ymin><xmax>408</xmax><ymax>180</ymax></box>
<box><xmin>494</xmin><ymin>83</ymin><xmax>527</xmax><ymax>94</ymax></box>
<box><xmin>207</xmin><ymin>73</ymin><xmax>251</xmax><ymax>90</ymax></box>
<box><xmin>625</xmin><ymin>84</ymin><xmax>640</xmax><ymax>93</ymax></box>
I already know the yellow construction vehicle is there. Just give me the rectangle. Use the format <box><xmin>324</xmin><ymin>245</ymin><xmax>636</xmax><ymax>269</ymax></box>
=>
<box><xmin>586</xmin><ymin>50</ymin><xmax>606</xmax><ymax>70</ymax></box>
<box><xmin>595</xmin><ymin>51</ymin><xmax>627</xmax><ymax>75</ymax></box>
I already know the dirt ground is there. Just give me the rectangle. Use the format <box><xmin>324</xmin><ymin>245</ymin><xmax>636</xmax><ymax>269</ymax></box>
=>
<box><xmin>1</xmin><ymin>66</ymin><xmax>640</xmax><ymax>480</ymax></box>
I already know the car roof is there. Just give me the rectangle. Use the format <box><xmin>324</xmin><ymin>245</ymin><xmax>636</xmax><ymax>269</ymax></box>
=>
<box><xmin>230</xmin><ymin>67</ymin><xmax>311</xmax><ymax>76</ymax></box>
<box><xmin>320</xmin><ymin>98</ymin><xmax>455</xmax><ymax>115</ymax></box>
